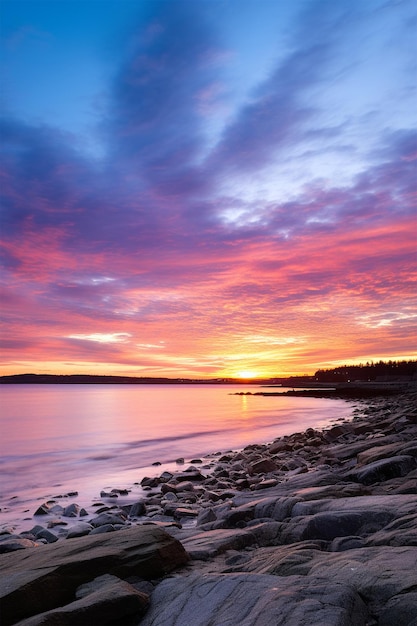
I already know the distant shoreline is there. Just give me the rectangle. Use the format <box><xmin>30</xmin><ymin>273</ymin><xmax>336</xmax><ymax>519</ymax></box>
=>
<box><xmin>1</xmin><ymin>373</ymin><xmax>414</xmax><ymax>397</ymax></box>
<box><xmin>0</xmin><ymin>373</ymin><xmax>258</xmax><ymax>385</ymax></box>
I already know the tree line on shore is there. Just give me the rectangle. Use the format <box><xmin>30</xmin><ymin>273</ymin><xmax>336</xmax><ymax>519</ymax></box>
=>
<box><xmin>313</xmin><ymin>359</ymin><xmax>416</xmax><ymax>383</ymax></box>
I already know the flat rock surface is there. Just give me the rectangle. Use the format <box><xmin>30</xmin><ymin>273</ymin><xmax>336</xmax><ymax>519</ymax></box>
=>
<box><xmin>139</xmin><ymin>572</ymin><xmax>369</xmax><ymax>626</ymax></box>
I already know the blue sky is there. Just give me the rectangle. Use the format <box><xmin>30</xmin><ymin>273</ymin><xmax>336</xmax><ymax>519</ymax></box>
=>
<box><xmin>1</xmin><ymin>0</ymin><xmax>416</xmax><ymax>377</ymax></box>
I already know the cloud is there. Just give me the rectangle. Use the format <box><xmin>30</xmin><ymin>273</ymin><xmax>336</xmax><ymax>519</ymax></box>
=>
<box><xmin>1</xmin><ymin>0</ymin><xmax>416</xmax><ymax>376</ymax></box>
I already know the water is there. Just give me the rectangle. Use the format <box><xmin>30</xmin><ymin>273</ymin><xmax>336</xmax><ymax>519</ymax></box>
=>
<box><xmin>0</xmin><ymin>384</ymin><xmax>353</xmax><ymax>531</ymax></box>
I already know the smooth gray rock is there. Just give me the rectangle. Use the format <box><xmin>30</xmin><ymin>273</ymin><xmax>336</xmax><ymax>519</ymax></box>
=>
<box><xmin>129</xmin><ymin>501</ymin><xmax>146</xmax><ymax>517</ymax></box>
<box><xmin>0</xmin><ymin>539</ymin><xmax>39</xmax><ymax>553</ymax></box>
<box><xmin>15</xmin><ymin>574</ymin><xmax>149</xmax><ymax>625</ymax></box>
<box><xmin>65</xmin><ymin>522</ymin><xmax>93</xmax><ymax>538</ymax></box>
<box><xmin>33</xmin><ymin>529</ymin><xmax>58</xmax><ymax>544</ymax></box>
<box><xmin>348</xmin><ymin>455</ymin><xmax>417</xmax><ymax>484</ymax></box>
<box><xmin>89</xmin><ymin>524</ymin><xmax>116</xmax><ymax>535</ymax></box>
<box><xmin>378</xmin><ymin>591</ymin><xmax>417</xmax><ymax>626</ymax></box>
<box><xmin>89</xmin><ymin>512</ymin><xmax>126</xmax><ymax>527</ymax></box>
<box><xmin>0</xmin><ymin>525</ymin><xmax>188</xmax><ymax>625</ymax></box>
<box><xmin>181</xmin><ymin>528</ymin><xmax>255</xmax><ymax>560</ymax></box>
<box><xmin>62</xmin><ymin>503</ymin><xmax>81</xmax><ymax>517</ymax></box>
<box><xmin>139</xmin><ymin>573</ymin><xmax>368</xmax><ymax>626</ymax></box>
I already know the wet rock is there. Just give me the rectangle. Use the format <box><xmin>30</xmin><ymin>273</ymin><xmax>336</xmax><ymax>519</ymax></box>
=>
<box><xmin>129</xmin><ymin>501</ymin><xmax>146</xmax><ymax>517</ymax></box>
<box><xmin>159</xmin><ymin>471</ymin><xmax>174</xmax><ymax>482</ymax></box>
<box><xmin>89</xmin><ymin>512</ymin><xmax>127</xmax><ymax>527</ymax></box>
<box><xmin>89</xmin><ymin>524</ymin><xmax>116</xmax><ymax>535</ymax></box>
<box><xmin>173</xmin><ymin>507</ymin><xmax>199</xmax><ymax>519</ymax></box>
<box><xmin>140</xmin><ymin>476</ymin><xmax>160</xmax><ymax>488</ymax></box>
<box><xmin>175</xmin><ymin>471</ymin><xmax>205</xmax><ymax>482</ymax></box>
<box><xmin>252</xmin><ymin>478</ymin><xmax>279</xmax><ymax>490</ymax></box>
<box><xmin>161</xmin><ymin>491</ymin><xmax>178</xmax><ymax>502</ymax></box>
<box><xmin>33</xmin><ymin>504</ymin><xmax>50</xmax><ymax>516</ymax></box>
<box><xmin>160</xmin><ymin>482</ymin><xmax>178</xmax><ymax>494</ymax></box>
<box><xmin>0</xmin><ymin>538</ymin><xmax>39</xmax><ymax>553</ymax></box>
<box><xmin>66</xmin><ymin>522</ymin><xmax>94</xmax><ymax>538</ymax></box>
<box><xmin>197</xmin><ymin>508</ymin><xmax>217</xmax><ymax>527</ymax></box>
<box><xmin>33</xmin><ymin>528</ymin><xmax>59</xmax><ymax>544</ymax></box>
<box><xmin>100</xmin><ymin>490</ymin><xmax>118</xmax><ymax>498</ymax></box>
<box><xmin>248</xmin><ymin>458</ymin><xmax>278</xmax><ymax>474</ymax></box>
<box><xmin>175</xmin><ymin>481</ymin><xmax>195</xmax><ymax>492</ymax></box>
<box><xmin>63</xmin><ymin>503</ymin><xmax>81</xmax><ymax>517</ymax></box>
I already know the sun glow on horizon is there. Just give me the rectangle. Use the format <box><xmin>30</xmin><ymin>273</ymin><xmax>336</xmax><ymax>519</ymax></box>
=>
<box><xmin>235</xmin><ymin>370</ymin><xmax>259</xmax><ymax>379</ymax></box>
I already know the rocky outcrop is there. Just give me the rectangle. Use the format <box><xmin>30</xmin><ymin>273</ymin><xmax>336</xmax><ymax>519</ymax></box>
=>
<box><xmin>0</xmin><ymin>525</ymin><xmax>188</xmax><ymax>625</ymax></box>
<box><xmin>1</xmin><ymin>390</ymin><xmax>416</xmax><ymax>625</ymax></box>
<box><xmin>139</xmin><ymin>573</ymin><xmax>369</xmax><ymax>626</ymax></box>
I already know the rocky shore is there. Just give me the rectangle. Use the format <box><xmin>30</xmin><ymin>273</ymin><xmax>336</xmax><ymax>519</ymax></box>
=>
<box><xmin>1</xmin><ymin>390</ymin><xmax>416</xmax><ymax>625</ymax></box>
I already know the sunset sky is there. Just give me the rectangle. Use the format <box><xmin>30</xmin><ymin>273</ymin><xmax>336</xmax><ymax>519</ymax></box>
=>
<box><xmin>1</xmin><ymin>0</ymin><xmax>416</xmax><ymax>379</ymax></box>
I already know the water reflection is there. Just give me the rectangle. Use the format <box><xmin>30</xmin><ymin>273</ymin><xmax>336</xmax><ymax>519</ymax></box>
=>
<box><xmin>0</xmin><ymin>384</ymin><xmax>353</xmax><ymax>499</ymax></box>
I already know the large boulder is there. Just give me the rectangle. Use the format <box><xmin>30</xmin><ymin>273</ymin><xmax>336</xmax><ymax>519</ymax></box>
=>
<box><xmin>139</xmin><ymin>572</ymin><xmax>369</xmax><ymax>626</ymax></box>
<box><xmin>14</xmin><ymin>575</ymin><xmax>149</xmax><ymax>625</ymax></box>
<box><xmin>0</xmin><ymin>525</ymin><xmax>188</xmax><ymax>625</ymax></box>
<box><xmin>347</xmin><ymin>455</ymin><xmax>417</xmax><ymax>485</ymax></box>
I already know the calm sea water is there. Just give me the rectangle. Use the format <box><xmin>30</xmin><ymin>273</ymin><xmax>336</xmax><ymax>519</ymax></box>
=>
<box><xmin>0</xmin><ymin>384</ymin><xmax>353</xmax><ymax>531</ymax></box>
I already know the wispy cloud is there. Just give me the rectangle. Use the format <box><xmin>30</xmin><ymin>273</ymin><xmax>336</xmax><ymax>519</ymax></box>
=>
<box><xmin>1</xmin><ymin>0</ymin><xmax>416</xmax><ymax>376</ymax></box>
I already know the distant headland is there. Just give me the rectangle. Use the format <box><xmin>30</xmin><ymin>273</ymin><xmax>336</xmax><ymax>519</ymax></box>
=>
<box><xmin>1</xmin><ymin>360</ymin><xmax>416</xmax><ymax>397</ymax></box>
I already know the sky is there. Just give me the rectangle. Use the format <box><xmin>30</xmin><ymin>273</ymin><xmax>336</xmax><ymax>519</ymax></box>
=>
<box><xmin>0</xmin><ymin>0</ymin><xmax>416</xmax><ymax>379</ymax></box>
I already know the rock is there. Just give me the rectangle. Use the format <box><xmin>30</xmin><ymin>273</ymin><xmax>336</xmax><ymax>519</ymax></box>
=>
<box><xmin>175</xmin><ymin>481</ymin><xmax>195</xmax><ymax>492</ymax></box>
<box><xmin>66</xmin><ymin>522</ymin><xmax>93</xmax><ymax>538</ymax></box>
<box><xmin>129</xmin><ymin>501</ymin><xmax>146</xmax><ymax>517</ymax></box>
<box><xmin>379</xmin><ymin>591</ymin><xmax>417</xmax><ymax>626</ymax></box>
<box><xmin>196</xmin><ymin>508</ymin><xmax>217</xmax><ymax>526</ymax></box>
<box><xmin>180</xmin><ymin>528</ymin><xmax>256</xmax><ymax>560</ymax></box>
<box><xmin>140</xmin><ymin>477</ymin><xmax>160</xmax><ymax>488</ymax></box>
<box><xmin>89</xmin><ymin>512</ymin><xmax>127</xmax><ymax>527</ymax></box>
<box><xmin>162</xmin><ymin>491</ymin><xmax>178</xmax><ymax>502</ymax></box>
<box><xmin>348</xmin><ymin>455</ymin><xmax>417</xmax><ymax>484</ymax></box>
<box><xmin>0</xmin><ymin>525</ymin><xmax>188</xmax><ymax>625</ymax></box>
<box><xmin>173</xmin><ymin>508</ymin><xmax>199</xmax><ymax>519</ymax></box>
<box><xmin>331</xmin><ymin>536</ymin><xmax>366</xmax><ymax>551</ymax></box>
<box><xmin>0</xmin><ymin>539</ymin><xmax>39</xmax><ymax>553</ymax></box>
<box><xmin>175</xmin><ymin>471</ymin><xmax>205</xmax><ymax>482</ymax></box>
<box><xmin>160</xmin><ymin>482</ymin><xmax>178</xmax><ymax>494</ymax></box>
<box><xmin>33</xmin><ymin>505</ymin><xmax>49</xmax><ymax>516</ymax></box>
<box><xmin>298</xmin><ymin>510</ymin><xmax>393</xmax><ymax>542</ymax></box>
<box><xmin>252</xmin><ymin>478</ymin><xmax>279</xmax><ymax>490</ymax></box>
<box><xmin>139</xmin><ymin>573</ymin><xmax>368</xmax><ymax>626</ymax></box>
<box><xmin>159</xmin><ymin>471</ymin><xmax>174</xmax><ymax>482</ymax></box>
<box><xmin>15</xmin><ymin>574</ymin><xmax>149</xmax><ymax>625</ymax></box>
<box><xmin>62</xmin><ymin>503</ymin><xmax>80</xmax><ymax>517</ymax></box>
<box><xmin>248</xmin><ymin>458</ymin><xmax>278</xmax><ymax>474</ymax></box>
<box><xmin>100</xmin><ymin>490</ymin><xmax>118</xmax><ymax>498</ymax></box>
<box><xmin>89</xmin><ymin>524</ymin><xmax>116</xmax><ymax>535</ymax></box>
<box><xmin>33</xmin><ymin>529</ymin><xmax>59</xmax><ymax>544</ymax></box>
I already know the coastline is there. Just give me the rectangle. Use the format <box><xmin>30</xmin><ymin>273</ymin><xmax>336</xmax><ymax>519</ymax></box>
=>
<box><xmin>1</xmin><ymin>389</ymin><xmax>416</xmax><ymax>625</ymax></box>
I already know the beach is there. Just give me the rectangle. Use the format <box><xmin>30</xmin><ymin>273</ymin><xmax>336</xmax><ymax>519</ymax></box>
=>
<box><xmin>1</xmin><ymin>388</ymin><xmax>416</xmax><ymax>625</ymax></box>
